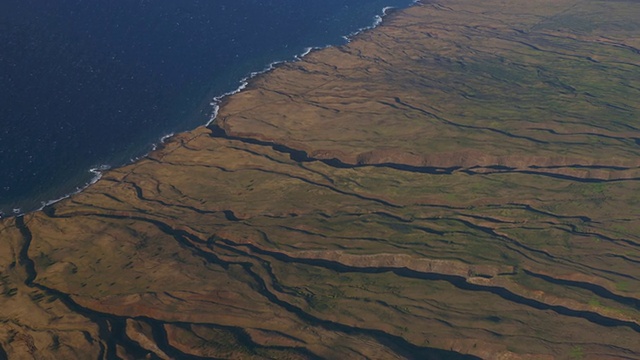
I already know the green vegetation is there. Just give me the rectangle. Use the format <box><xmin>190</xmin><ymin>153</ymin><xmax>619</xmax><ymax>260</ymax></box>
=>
<box><xmin>1</xmin><ymin>0</ymin><xmax>639</xmax><ymax>358</ymax></box>
<box><xmin>570</xmin><ymin>345</ymin><xmax>585</xmax><ymax>359</ymax></box>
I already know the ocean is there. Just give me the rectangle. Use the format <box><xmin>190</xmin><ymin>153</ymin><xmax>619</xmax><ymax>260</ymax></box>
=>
<box><xmin>0</xmin><ymin>0</ymin><xmax>415</xmax><ymax>216</ymax></box>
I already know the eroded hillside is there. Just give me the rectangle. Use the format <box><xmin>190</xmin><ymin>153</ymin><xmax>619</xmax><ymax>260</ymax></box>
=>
<box><xmin>1</xmin><ymin>0</ymin><xmax>640</xmax><ymax>358</ymax></box>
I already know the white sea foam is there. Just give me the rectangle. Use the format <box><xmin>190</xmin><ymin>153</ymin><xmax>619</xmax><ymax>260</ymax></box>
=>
<box><xmin>341</xmin><ymin>1</ymin><xmax>418</xmax><ymax>43</ymax></box>
<box><xmin>160</xmin><ymin>132</ymin><xmax>174</xmax><ymax>143</ymax></box>
<box><xmin>299</xmin><ymin>47</ymin><xmax>314</xmax><ymax>58</ymax></box>
<box><xmin>36</xmin><ymin>125</ymin><xmax>180</xmax><ymax>215</ymax></box>
<box><xmin>206</xmin><ymin>58</ymin><xmax>292</xmax><ymax>126</ymax></box>
<box><xmin>150</xmin><ymin>132</ymin><xmax>176</xmax><ymax>151</ymax></box>
<box><xmin>24</xmin><ymin>164</ymin><xmax>111</xmax><ymax>216</ymax></box>
<box><xmin>206</xmin><ymin>2</ymin><xmax>409</xmax><ymax>127</ymax></box>
<box><xmin>10</xmin><ymin>1</ymin><xmax>419</xmax><ymax>218</ymax></box>
<box><xmin>206</xmin><ymin>104</ymin><xmax>220</xmax><ymax>127</ymax></box>
<box><xmin>294</xmin><ymin>45</ymin><xmax>329</xmax><ymax>60</ymax></box>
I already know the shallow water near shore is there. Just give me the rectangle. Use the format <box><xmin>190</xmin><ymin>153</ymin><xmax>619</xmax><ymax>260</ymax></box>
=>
<box><xmin>0</xmin><ymin>0</ymin><xmax>414</xmax><ymax>216</ymax></box>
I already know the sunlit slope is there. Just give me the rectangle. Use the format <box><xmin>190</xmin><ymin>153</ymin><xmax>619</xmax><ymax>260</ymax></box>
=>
<box><xmin>219</xmin><ymin>0</ymin><xmax>640</xmax><ymax>180</ymax></box>
<box><xmin>1</xmin><ymin>0</ymin><xmax>640</xmax><ymax>359</ymax></box>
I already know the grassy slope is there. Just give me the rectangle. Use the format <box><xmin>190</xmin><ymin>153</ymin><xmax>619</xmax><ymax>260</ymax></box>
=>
<box><xmin>1</xmin><ymin>0</ymin><xmax>640</xmax><ymax>358</ymax></box>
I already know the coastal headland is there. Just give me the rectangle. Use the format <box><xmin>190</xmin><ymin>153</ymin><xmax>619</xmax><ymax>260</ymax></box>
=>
<box><xmin>1</xmin><ymin>0</ymin><xmax>640</xmax><ymax>358</ymax></box>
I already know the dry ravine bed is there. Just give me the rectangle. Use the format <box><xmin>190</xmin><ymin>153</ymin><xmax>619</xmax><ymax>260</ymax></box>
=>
<box><xmin>1</xmin><ymin>0</ymin><xmax>640</xmax><ymax>358</ymax></box>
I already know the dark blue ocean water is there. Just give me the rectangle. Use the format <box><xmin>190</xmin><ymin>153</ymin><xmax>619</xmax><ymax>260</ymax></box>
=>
<box><xmin>0</xmin><ymin>0</ymin><xmax>414</xmax><ymax>215</ymax></box>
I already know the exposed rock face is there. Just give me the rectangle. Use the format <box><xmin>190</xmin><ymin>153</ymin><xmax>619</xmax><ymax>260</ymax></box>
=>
<box><xmin>2</xmin><ymin>0</ymin><xmax>640</xmax><ymax>359</ymax></box>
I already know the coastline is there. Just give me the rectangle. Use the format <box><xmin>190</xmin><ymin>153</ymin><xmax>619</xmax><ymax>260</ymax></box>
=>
<box><xmin>206</xmin><ymin>1</ymin><xmax>418</xmax><ymax>129</ymax></box>
<box><xmin>0</xmin><ymin>2</ymin><xmax>414</xmax><ymax>219</ymax></box>
<box><xmin>3</xmin><ymin>0</ymin><xmax>638</xmax><ymax>357</ymax></box>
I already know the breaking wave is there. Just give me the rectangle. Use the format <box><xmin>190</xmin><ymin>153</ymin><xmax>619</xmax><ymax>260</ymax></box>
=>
<box><xmin>3</xmin><ymin>1</ymin><xmax>417</xmax><ymax>219</ymax></box>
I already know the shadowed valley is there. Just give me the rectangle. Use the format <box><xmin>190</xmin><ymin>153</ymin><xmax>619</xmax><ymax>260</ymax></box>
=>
<box><xmin>1</xmin><ymin>0</ymin><xmax>640</xmax><ymax>358</ymax></box>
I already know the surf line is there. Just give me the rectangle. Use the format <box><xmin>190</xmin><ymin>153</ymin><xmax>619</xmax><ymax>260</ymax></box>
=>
<box><xmin>207</xmin><ymin>1</ymin><xmax>416</xmax><ymax>128</ymax></box>
<box><xmin>7</xmin><ymin>1</ymin><xmax>418</xmax><ymax>218</ymax></box>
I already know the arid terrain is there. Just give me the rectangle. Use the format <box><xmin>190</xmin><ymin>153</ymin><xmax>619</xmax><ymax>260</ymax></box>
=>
<box><xmin>1</xmin><ymin>0</ymin><xmax>640</xmax><ymax>358</ymax></box>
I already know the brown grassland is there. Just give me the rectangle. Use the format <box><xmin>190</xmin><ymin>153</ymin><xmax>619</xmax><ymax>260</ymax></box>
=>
<box><xmin>1</xmin><ymin>0</ymin><xmax>640</xmax><ymax>358</ymax></box>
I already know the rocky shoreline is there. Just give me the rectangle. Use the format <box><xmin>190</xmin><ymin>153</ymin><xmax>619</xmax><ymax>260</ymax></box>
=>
<box><xmin>2</xmin><ymin>0</ymin><xmax>640</xmax><ymax>358</ymax></box>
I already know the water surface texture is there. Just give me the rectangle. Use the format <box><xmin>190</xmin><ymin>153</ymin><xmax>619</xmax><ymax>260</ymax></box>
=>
<box><xmin>0</xmin><ymin>0</ymin><xmax>413</xmax><ymax>215</ymax></box>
